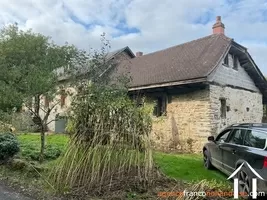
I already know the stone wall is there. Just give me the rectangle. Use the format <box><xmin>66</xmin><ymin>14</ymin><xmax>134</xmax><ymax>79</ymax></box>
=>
<box><xmin>150</xmin><ymin>88</ymin><xmax>212</xmax><ymax>153</ymax></box>
<box><xmin>208</xmin><ymin>53</ymin><xmax>259</xmax><ymax>92</ymax></box>
<box><xmin>263</xmin><ymin>104</ymin><xmax>267</xmax><ymax>122</ymax></box>
<box><xmin>149</xmin><ymin>84</ymin><xmax>263</xmax><ymax>153</ymax></box>
<box><xmin>209</xmin><ymin>84</ymin><xmax>263</xmax><ymax>134</ymax></box>
<box><xmin>39</xmin><ymin>86</ymin><xmax>76</xmax><ymax>132</ymax></box>
<box><xmin>40</xmin><ymin>50</ymin><xmax>133</xmax><ymax>132</ymax></box>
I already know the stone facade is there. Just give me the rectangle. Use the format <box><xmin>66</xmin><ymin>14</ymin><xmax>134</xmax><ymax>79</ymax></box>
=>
<box><xmin>209</xmin><ymin>84</ymin><xmax>262</xmax><ymax>134</ymax></box>
<box><xmin>150</xmin><ymin>87</ymin><xmax>212</xmax><ymax>153</ymax></box>
<box><xmin>208</xmin><ymin>52</ymin><xmax>260</xmax><ymax>92</ymax></box>
<box><xmin>150</xmin><ymin>85</ymin><xmax>263</xmax><ymax>153</ymax></box>
<box><xmin>150</xmin><ymin>52</ymin><xmax>263</xmax><ymax>153</ymax></box>
<box><xmin>263</xmin><ymin>105</ymin><xmax>267</xmax><ymax>122</ymax></box>
<box><xmin>35</xmin><ymin>48</ymin><xmax>264</xmax><ymax>153</ymax></box>
<box><xmin>208</xmin><ymin>51</ymin><xmax>263</xmax><ymax>133</ymax></box>
<box><xmin>40</xmin><ymin>50</ymin><xmax>133</xmax><ymax>132</ymax></box>
<box><xmin>39</xmin><ymin>86</ymin><xmax>76</xmax><ymax>132</ymax></box>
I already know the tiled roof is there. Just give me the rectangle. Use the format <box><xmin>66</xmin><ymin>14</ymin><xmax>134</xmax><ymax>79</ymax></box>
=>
<box><xmin>57</xmin><ymin>46</ymin><xmax>134</xmax><ymax>81</ymax></box>
<box><xmin>118</xmin><ymin>34</ymin><xmax>232</xmax><ymax>88</ymax></box>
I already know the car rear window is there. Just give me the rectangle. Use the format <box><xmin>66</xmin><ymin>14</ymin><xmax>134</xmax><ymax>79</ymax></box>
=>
<box><xmin>244</xmin><ymin>130</ymin><xmax>267</xmax><ymax>149</ymax></box>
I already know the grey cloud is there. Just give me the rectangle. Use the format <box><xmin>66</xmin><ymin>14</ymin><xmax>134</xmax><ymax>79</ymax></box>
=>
<box><xmin>0</xmin><ymin>0</ymin><xmax>266</xmax><ymax>74</ymax></box>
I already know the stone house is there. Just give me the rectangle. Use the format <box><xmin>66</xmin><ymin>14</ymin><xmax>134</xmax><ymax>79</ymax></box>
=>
<box><xmin>41</xmin><ymin>16</ymin><xmax>267</xmax><ymax>152</ymax></box>
<box><xmin>115</xmin><ymin>16</ymin><xmax>267</xmax><ymax>152</ymax></box>
<box><xmin>41</xmin><ymin>46</ymin><xmax>135</xmax><ymax>133</ymax></box>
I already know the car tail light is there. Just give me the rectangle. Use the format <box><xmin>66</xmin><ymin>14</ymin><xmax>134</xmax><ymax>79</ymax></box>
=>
<box><xmin>264</xmin><ymin>157</ymin><xmax>267</xmax><ymax>168</ymax></box>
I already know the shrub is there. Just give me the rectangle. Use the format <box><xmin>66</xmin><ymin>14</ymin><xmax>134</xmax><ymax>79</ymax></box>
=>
<box><xmin>51</xmin><ymin>83</ymin><xmax>154</xmax><ymax>194</ymax></box>
<box><xmin>65</xmin><ymin>119</ymin><xmax>75</xmax><ymax>134</ymax></box>
<box><xmin>45</xmin><ymin>145</ymin><xmax>62</xmax><ymax>160</ymax></box>
<box><xmin>0</xmin><ymin>132</ymin><xmax>20</xmax><ymax>162</ymax></box>
<box><xmin>20</xmin><ymin>144</ymin><xmax>63</xmax><ymax>161</ymax></box>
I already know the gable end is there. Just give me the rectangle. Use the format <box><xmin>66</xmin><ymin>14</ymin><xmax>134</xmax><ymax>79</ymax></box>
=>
<box><xmin>208</xmin><ymin>42</ymin><xmax>267</xmax><ymax>97</ymax></box>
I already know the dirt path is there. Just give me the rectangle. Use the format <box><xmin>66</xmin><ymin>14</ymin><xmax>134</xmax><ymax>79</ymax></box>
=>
<box><xmin>0</xmin><ymin>182</ymin><xmax>32</xmax><ymax>200</ymax></box>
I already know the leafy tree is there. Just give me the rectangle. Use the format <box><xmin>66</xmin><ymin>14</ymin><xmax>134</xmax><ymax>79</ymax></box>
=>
<box><xmin>0</xmin><ymin>24</ymin><xmax>83</xmax><ymax>162</ymax></box>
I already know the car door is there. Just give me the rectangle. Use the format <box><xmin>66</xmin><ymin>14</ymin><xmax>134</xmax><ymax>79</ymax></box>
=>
<box><xmin>210</xmin><ymin>129</ymin><xmax>232</xmax><ymax>170</ymax></box>
<box><xmin>220</xmin><ymin>128</ymin><xmax>247</xmax><ymax>175</ymax></box>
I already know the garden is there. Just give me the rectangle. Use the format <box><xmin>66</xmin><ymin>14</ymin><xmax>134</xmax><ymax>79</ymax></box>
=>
<box><xmin>0</xmin><ymin>24</ymin><xmax>232</xmax><ymax>200</ymax></box>
<box><xmin>0</xmin><ymin>132</ymin><xmax>231</xmax><ymax>200</ymax></box>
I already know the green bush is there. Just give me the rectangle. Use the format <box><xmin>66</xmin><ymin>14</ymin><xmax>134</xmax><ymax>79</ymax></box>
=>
<box><xmin>17</xmin><ymin>134</ymin><xmax>68</xmax><ymax>162</ymax></box>
<box><xmin>45</xmin><ymin>145</ymin><xmax>62</xmax><ymax>160</ymax></box>
<box><xmin>0</xmin><ymin>132</ymin><xmax>20</xmax><ymax>162</ymax></box>
<box><xmin>51</xmin><ymin>84</ymin><xmax>154</xmax><ymax>193</ymax></box>
<box><xmin>20</xmin><ymin>144</ymin><xmax>63</xmax><ymax>161</ymax></box>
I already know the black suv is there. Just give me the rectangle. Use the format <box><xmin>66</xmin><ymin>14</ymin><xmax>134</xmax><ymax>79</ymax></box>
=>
<box><xmin>203</xmin><ymin>123</ymin><xmax>267</xmax><ymax>197</ymax></box>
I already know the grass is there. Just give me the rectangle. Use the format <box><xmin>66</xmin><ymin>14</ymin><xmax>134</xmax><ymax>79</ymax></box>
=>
<box><xmin>153</xmin><ymin>152</ymin><xmax>228</xmax><ymax>182</ymax></box>
<box><xmin>17</xmin><ymin>133</ymin><xmax>69</xmax><ymax>149</ymax></box>
<box><xmin>17</xmin><ymin>133</ymin><xmax>69</xmax><ymax>161</ymax></box>
<box><xmin>16</xmin><ymin>133</ymin><xmax>228</xmax><ymax>183</ymax></box>
<box><xmin>0</xmin><ymin>133</ymin><xmax>232</xmax><ymax>199</ymax></box>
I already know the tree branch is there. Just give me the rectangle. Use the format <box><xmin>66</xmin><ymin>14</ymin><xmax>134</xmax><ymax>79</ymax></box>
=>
<box><xmin>46</xmin><ymin>119</ymin><xmax>57</xmax><ymax>125</ymax></box>
<box><xmin>25</xmin><ymin>104</ymin><xmax>39</xmax><ymax>118</ymax></box>
<box><xmin>43</xmin><ymin>100</ymin><xmax>60</xmax><ymax>123</ymax></box>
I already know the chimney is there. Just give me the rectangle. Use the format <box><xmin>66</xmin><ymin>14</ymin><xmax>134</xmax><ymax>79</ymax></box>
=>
<box><xmin>212</xmin><ymin>16</ymin><xmax>225</xmax><ymax>35</ymax></box>
<box><xmin>136</xmin><ymin>51</ymin><xmax>143</xmax><ymax>57</ymax></box>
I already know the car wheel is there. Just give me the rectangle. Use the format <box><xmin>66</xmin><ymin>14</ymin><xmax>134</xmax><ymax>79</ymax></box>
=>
<box><xmin>203</xmin><ymin>150</ymin><xmax>213</xmax><ymax>169</ymax></box>
<box><xmin>238</xmin><ymin>167</ymin><xmax>253</xmax><ymax>200</ymax></box>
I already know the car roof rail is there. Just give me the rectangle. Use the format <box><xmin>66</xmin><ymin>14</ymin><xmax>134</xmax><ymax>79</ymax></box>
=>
<box><xmin>230</xmin><ymin>123</ymin><xmax>267</xmax><ymax>128</ymax></box>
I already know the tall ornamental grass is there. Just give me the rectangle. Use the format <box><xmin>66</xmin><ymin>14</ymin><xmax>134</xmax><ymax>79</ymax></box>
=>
<box><xmin>50</xmin><ymin>84</ymin><xmax>154</xmax><ymax>194</ymax></box>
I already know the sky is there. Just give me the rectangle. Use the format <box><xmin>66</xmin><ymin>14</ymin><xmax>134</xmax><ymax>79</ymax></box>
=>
<box><xmin>0</xmin><ymin>0</ymin><xmax>267</xmax><ymax>75</ymax></box>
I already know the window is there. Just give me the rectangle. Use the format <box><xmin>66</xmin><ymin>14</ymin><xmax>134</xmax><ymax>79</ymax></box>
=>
<box><xmin>233</xmin><ymin>55</ymin><xmax>238</xmax><ymax>70</ymax></box>
<box><xmin>228</xmin><ymin>129</ymin><xmax>246</xmax><ymax>145</ymax></box>
<box><xmin>244</xmin><ymin>130</ymin><xmax>267</xmax><ymax>149</ymax></box>
<box><xmin>60</xmin><ymin>90</ymin><xmax>67</xmax><ymax>108</ymax></box>
<box><xmin>220</xmin><ymin>98</ymin><xmax>227</xmax><ymax>119</ymax></box>
<box><xmin>44</xmin><ymin>96</ymin><xmax>49</xmax><ymax>108</ymax></box>
<box><xmin>216</xmin><ymin>130</ymin><xmax>231</xmax><ymax>143</ymax></box>
<box><xmin>223</xmin><ymin>54</ymin><xmax>229</xmax><ymax>66</ymax></box>
<box><xmin>153</xmin><ymin>96</ymin><xmax>167</xmax><ymax>117</ymax></box>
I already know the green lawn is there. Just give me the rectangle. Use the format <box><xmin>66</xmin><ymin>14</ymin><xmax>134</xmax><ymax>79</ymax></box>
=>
<box><xmin>17</xmin><ymin>133</ymin><xmax>69</xmax><ymax>161</ymax></box>
<box><xmin>16</xmin><ymin>133</ymin><xmax>227</xmax><ymax>184</ymax></box>
<box><xmin>0</xmin><ymin>133</ymin><xmax>232</xmax><ymax>198</ymax></box>
<box><xmin>153</xmin><ymin>152</ymin><xmax>227</xmax><ymax>182</ymax></box>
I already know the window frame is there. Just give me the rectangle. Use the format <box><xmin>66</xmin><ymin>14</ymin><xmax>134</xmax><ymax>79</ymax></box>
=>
<box><xmin>233</xmin><ymin>54</ymin><xmax>238</xmax><ymax>70</ymax></box>
<box><xmin>215</xmin><ymin>129</ymin><xmax>233</xmax><ymax>143</ymax></box>
<box><xmin>153</xmin><ymin>95</ymin><xmax>167</xmax><ymax>117</ymax></box>
<box><xmin>44</xmin><ymin>96</ymin><xmax>50</xmax><ymax>108</ymax></box>
<box><xmin>220</xmin><ymin>98</ymin><xmax>227</xmax><ymax>119</ymax></box>
<box><xmin>60</xmin><ymin>90</ymin><xmax>67</xmax><ymax>108</ymax></box>
<box><xmin>223</xmin><ymin>54</ymin><xmax>229</xmax><ymax>66</ymax></box>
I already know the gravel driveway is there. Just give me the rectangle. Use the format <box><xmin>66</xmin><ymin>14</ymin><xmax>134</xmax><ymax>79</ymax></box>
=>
<box><xmin>0</xmin><ymin>183</ymin><xmax>32</xmax><ymax>200</ymax></box>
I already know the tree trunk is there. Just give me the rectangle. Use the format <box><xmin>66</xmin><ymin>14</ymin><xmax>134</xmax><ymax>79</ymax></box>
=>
<box><xmin>40</xmin><ymin>127</ymin><xmax>45</xmax><ymax>163</ymax></box>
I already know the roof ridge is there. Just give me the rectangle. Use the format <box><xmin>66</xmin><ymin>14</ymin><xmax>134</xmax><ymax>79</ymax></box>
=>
<box><xmin>116</xmin><ymin>33</ymin><xmax>234</xmax><ymax>89</ymax></box>
<box><xmin>133</xmin><ymin>34</ymin><xmax>225</xmax><ymax>58</ymax></box>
